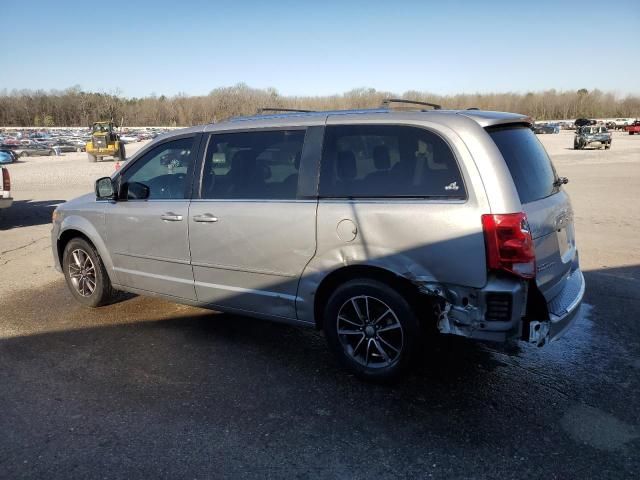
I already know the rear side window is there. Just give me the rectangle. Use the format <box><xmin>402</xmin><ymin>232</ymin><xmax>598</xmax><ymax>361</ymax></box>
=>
<box><xmin>488</xmin><ymin>126</ymin><xmax>558</xmax><ymax>204</ymax></box>
<box><xmin>201</xmin><ymin>129</ymin><xmax>305</xmax><ymax>200</ymax></box>
<box><xmin>319</xmin><ymin>125</ymin><xmax>465</xmax><ymax>198</ymax></box>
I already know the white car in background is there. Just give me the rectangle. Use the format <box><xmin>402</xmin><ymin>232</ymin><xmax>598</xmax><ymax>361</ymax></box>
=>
<box><xmin>610</xmin><ymin>118</ymin><xmax>634</xmax><ymax>129</ymax></box>
<box><xmin>119</xmin><ymin>135</ymin><xmax>140</xmax><ymax>144</ymax></box>
<box><xmin>0</xmin><ymin>167</ymin><xmax>13</xmax><ymax>211</ymax></box>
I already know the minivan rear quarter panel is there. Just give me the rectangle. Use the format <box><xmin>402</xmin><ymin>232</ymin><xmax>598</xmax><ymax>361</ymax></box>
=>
<box><xmin>296</xmin><ymin>115</ymin><xmax>492</xmax><ymax>323</ymax></box>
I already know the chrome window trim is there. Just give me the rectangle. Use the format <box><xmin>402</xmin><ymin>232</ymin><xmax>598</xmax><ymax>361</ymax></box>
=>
<box><xmin>190</xmin><ymin>198</ymin><xmax>317</xmax><ymax>204</ymax></box>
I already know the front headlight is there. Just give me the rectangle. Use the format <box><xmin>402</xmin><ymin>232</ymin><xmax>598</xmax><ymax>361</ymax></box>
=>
<box><xmin>52</xmin><ymin>208</ymin><xmax>60</xmax><ymax>223</ymax></box>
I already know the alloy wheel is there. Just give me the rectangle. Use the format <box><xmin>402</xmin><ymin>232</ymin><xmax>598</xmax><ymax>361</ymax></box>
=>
<box><xmin>68</xmin><ymin>248</ymin><xmax>96</xmax><ymax>297</ymax></box>
<box><xmin>336</xmin><ymin>295</ymin><xmax>404</xmax><ymax>368</ymax></box>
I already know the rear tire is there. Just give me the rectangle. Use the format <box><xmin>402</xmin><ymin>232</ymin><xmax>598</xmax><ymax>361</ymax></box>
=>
<box><xmin>62</xmin><ymin>237</ymin><xmax>116</xmax><ymax>308</ymax></box>
<box><xmin>323</xmin><ymin>278</ymin><xmax>421</xmax><ymax>382</ymax></box>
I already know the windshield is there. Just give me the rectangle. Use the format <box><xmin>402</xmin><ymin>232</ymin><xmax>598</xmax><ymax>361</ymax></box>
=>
<box><xmin>93</xmin><ymin>124</ymin><xmax>110</xmax><ymax>133</ymax></box>
<box><xmin>488</xmin><ymin>126</ymin><xmax>558</xmax><ymax>204</ymax></box>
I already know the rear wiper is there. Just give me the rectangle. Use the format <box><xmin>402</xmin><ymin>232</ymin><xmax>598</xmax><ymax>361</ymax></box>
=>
<box><xmin>554</xmin><ymin>177</ymin><xmax>569</xmax><ymax>187</ymax></box>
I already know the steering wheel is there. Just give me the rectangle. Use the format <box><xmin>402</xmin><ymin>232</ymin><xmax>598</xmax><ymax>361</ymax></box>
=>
<box><xmin>146</xmin><ymin>173</ymin><xmax>186</xmax><ymax>199</ymax></box>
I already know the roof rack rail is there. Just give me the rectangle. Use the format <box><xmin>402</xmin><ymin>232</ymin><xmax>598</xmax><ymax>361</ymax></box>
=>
<box><xmin>381</xmin><ymin>98</ymin><xmax>442</xmax><ymax>110</ymax></box>
<box><xmin>257</xmin><ymin>107</ymin><xmax>315</xmax><ymax>114</ymax></box>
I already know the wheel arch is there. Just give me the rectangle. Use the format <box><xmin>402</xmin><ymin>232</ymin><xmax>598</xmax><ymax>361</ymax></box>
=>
<box><xmin>312</xmin><ymin>264</ymin><xmax>432</xmax><ymax>330</ymax></box>
<box><xmin>57</xmin><ymin>218</ymin><xmax>116</xmax><ymax>284</ymax></box>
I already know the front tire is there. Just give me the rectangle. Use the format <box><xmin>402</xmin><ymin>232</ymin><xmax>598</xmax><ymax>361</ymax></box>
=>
<box><xmin>323</xmin><ymin>278</ymin><xmax>421</xmax><ymax>381</ymax></box>
<box><xmin>62</xmin><ymin>237</ymin><xmax>116</xmax><ymax>307</ymax></box>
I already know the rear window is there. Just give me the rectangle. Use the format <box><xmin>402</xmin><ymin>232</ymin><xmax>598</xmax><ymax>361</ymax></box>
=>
<box><xmin>488</xmin><ymin>126</ymin><xmax>558</xmax><ymax>204</ymax></box>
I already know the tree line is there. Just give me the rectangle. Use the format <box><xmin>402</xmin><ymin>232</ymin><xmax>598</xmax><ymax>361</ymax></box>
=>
<box><xmin>0</xmin><ymin>84</ymin><xmax>638</xmax><ymax>127</ymax></box>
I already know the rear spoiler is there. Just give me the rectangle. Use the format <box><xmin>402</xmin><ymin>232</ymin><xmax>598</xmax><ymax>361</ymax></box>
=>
<box><xmin>458</xmin><ymin>111</ymin><xmax>532</xmax><ymax>128</ymax></box>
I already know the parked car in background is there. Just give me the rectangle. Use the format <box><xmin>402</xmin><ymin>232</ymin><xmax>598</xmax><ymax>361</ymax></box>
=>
<box><xmin>13</xmin><ymin>144</ymin><xmax>57</xmax><ymax>157</ymax></box>
<box><xmin>68</xmin><ymin>139</ymin><xmax>87</xmax><ymax>151</ymax></box>
<box><xmin>119</xmin><ymin>135</ymin><xmax>140</xmax><ymax>144</ymax></box>
<box><xmin>0</xmin><ymin>149</ymin><xmax>19</xmax><ymax>163</ymax></box>
<box><xmin>52</xmin><ymin>140</ymin><xmax>83</xmax><ymax>153</ymax></box>
<box><xmin>0</xmin><ymin>151</ymin><xmax>15</xmax><ymax>164</ymax></box>
<box><xmin>574</xmin><ymin>125</ymin><xmax>612</xmax><ymax>149</ymax></box>
<box><xmin>52</xmin><ymin>104</ymin><xmax>584</xmax><ymax>381</ymax></box>
<box><xmin>0</xmin><ymin>166</ymin><xmax>12</xmax><ymax>211</ymax></box>
<box><xmin>611</xmin><ymin>118</ymin><xmax>634</xmax><ymax>130</ymax></box>
<box><xmin>574</xmin><ymin>118</ymin><xmax>595</xmax><ymax>129</ymax></box>
<box><xmin>532</xmin><ymin>123</ymin><xmax>560</xmax><ymax>134</ymax></box>
<box><xmin>625</xmin><ymin>121</ymin><xmax>640</xmax><ymax>135</ymax></box>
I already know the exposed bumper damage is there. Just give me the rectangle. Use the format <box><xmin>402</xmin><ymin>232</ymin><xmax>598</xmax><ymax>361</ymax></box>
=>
<box><xmin>414</xmin><ymin>266</ymin><xmax>584</xmax><ymax>346</ymax></box>
<box><xmin>529</xmin><ymin>267</ymin><xmax>585</xmax><ymax>347</ymax></box>
<box><xmin>415</xmin><ymin>276</ymin><xmax>527</xmax><ymax>342</ymax></box>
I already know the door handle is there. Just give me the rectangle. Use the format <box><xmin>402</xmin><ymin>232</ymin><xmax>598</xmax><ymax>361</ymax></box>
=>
<box><xmin>193</xmin><ymin>214</ymin><xmax>218</xmax><ymax>223</ymax></box>
<box><xmin>160</xmin><ymin>212</ymin><xmax>183</xmax><ymax>222</ymax></box>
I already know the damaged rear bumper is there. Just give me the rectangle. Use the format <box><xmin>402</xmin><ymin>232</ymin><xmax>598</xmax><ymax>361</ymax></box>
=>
<box><xmin>429</xmin><ymin>266</ymin><xmax>585</xmax><ymax>346</ymax></box>
<box><xmin>528</xmin><ymin>267</ymin><xmax>585</xmax><ymax>346</ymax></box>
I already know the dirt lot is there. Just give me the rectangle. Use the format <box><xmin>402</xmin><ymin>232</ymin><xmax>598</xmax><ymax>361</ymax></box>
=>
<box><xmin>1</xmin><ymin>131</ymin><xmax>639</xmax><ymax>478</ymax></box>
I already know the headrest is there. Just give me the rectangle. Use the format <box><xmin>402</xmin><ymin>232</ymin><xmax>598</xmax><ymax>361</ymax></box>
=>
<box><xmin>337</xmin><ymin>150</ymin><xmax>357</xmax><ymax>180</ymax></box>
<box><xmin>373</xmin><ymin>145</ymin><xmax>390</xmax><ymax>170</ymax></box>
<box><xmin>230</xmin><ymin>150</ymin><xmax>255</xmax><ymax>180</ymax></box>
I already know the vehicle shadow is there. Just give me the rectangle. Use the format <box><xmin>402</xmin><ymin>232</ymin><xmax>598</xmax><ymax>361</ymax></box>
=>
<box><xmin>0</xmin><ymin>199</ymin><xmax>64</xmax><ymax>230</ymax></box>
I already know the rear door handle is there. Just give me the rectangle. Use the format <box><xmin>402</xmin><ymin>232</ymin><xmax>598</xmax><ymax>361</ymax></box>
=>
<box><xmin>193</xmin><ymin>214</ymin><xmax>218</xmax><ymax>223</ymax></box>
<box><xmin>160</xmin><ymin>212</ymin><xmax>183</xmax><ymax>222</ymax></box>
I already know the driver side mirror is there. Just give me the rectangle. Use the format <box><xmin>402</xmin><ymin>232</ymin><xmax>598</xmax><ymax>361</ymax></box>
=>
<box><xmin>95</xmin><ymin>177</ymin><xmax>116</xmax><ymax>200</ymax></box>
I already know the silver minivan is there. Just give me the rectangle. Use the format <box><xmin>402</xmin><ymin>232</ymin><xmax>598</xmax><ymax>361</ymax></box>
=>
<box><xmin>51</xmin><ymin>102</ymin><xmax>585</xmax><ymax>380</ymax></box>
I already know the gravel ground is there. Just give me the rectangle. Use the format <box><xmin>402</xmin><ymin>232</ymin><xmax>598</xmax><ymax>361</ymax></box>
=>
<box><xmin>0</xmin><ymin>142</ymin><xmax>148</xmax><ymax>295</ymax></box>
<box><xmin>0</xmin><ymin>130</ymin><xmax>639</xmax><ymax>478</ymax></box>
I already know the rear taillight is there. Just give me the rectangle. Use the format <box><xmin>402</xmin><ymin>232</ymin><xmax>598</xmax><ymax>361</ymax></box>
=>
<box><xmin>481</xmin><ymin>212</ymin><xmax>536</xmax><ymax>279</ymax></box>
<box><xmin>2</xmin><ymin>168</ymin><xmax>9</xmax><ymax>191</ymax></box>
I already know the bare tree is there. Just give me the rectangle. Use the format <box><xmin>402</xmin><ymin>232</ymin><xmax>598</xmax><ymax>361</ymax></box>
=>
<box><xmin>0</xmin><ymin>86</ymin><xmax>638</xmax><ymax>127</ymax></box>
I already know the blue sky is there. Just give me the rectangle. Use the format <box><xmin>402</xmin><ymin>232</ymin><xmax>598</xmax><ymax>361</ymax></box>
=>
<box><xmin>1</xmin><ymin>0</ymin><xmax>638</xmax><ymax>98</ymax></box>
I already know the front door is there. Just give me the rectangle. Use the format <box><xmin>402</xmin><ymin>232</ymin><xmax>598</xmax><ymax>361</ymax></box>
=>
<box><xmin>188</xmin><ymin>128</ymin><xmax>317</xmax><ymax>319</ymax></box>
<box><xmin>104</xmin><ymin>135</ymin><xmax>199</xmax><ymax>300</ymax></box>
